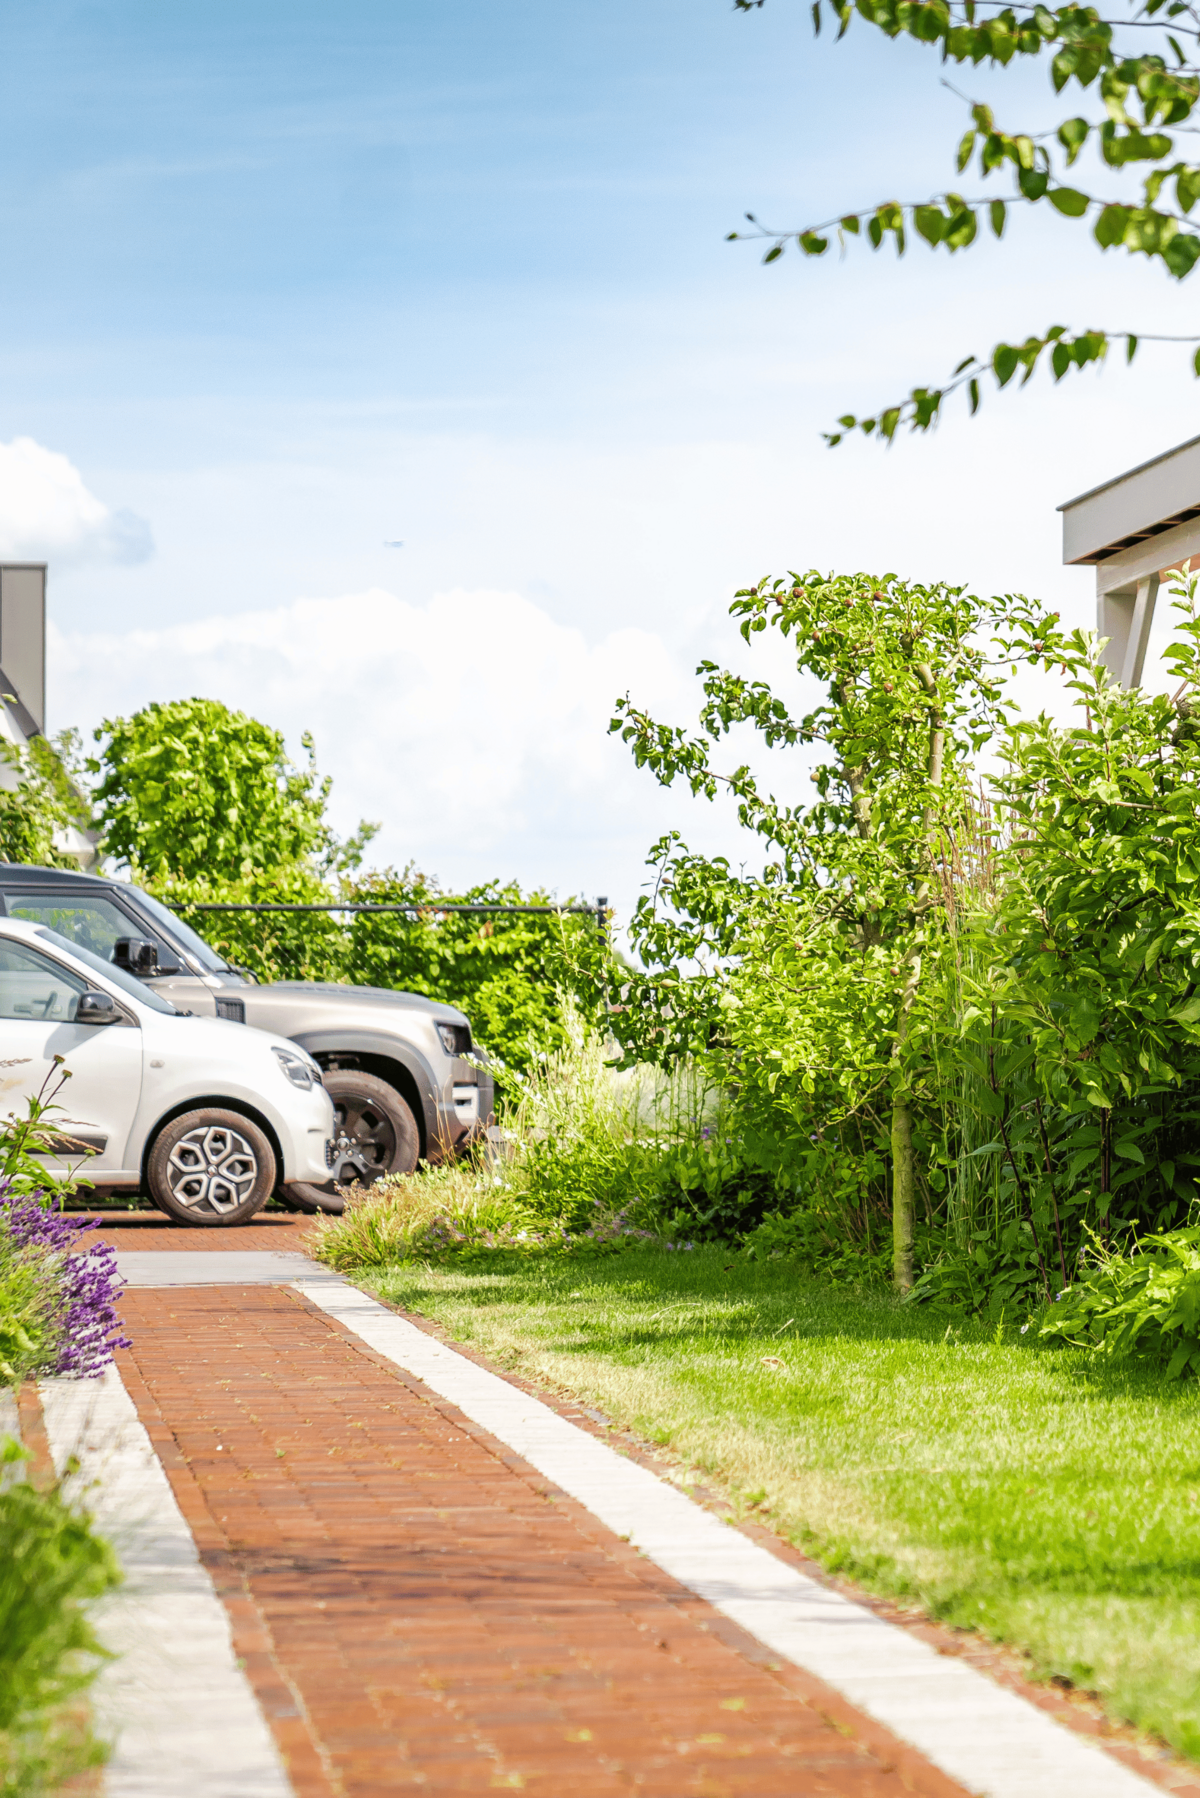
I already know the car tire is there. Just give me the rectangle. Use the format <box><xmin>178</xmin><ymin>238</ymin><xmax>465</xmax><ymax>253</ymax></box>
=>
<box><xmin>278</xmin><ymin>1180</ymin><xmax>345</xmax><ymax>1216</ymax></box>
<box><xmin>146</xmin><ymin>1108</ymin><xmax>276</xmax><ymax>1228</ymax></box>
<box><xmin>298</xmin><ymin>1069</ymin><xmax>421</xmax><ymax>1208</ymax></box>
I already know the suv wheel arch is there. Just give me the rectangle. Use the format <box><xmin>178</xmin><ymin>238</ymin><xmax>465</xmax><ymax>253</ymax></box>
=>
<box><xmin>307</xmin><ymin>1050</ymin><xmax>431</xmax><ymax>1160</ymax></box>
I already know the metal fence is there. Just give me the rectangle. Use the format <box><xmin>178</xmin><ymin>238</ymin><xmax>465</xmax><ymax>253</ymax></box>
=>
<box><xmin>189</xmin><ymin>897</ymin><xmax>610</xmax><ymax>935</ymax></box>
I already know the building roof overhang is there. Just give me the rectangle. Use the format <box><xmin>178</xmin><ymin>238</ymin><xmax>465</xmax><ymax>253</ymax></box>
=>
<box><xmin>1059</xmin><ymin>432</ymin><xmax>1200</xmax><ymax>564</ymax></box>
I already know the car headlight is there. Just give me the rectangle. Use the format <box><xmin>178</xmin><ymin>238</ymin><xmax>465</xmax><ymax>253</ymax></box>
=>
<box><xmin>436</xmin><ymin>1021</ymin><xmax>472</xmax><ymax>1057</ymax></box>
<box><xmin>273</xmin><ymin>1047</ymin><xmax>322</xmax><ymax>1090</ymax></box>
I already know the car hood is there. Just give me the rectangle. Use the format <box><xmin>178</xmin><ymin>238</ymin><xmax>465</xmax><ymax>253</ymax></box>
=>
<box><xmin>254</xmin><ymin>981</ymin><xmax>470</xmax><ymax>1026</ymax></box>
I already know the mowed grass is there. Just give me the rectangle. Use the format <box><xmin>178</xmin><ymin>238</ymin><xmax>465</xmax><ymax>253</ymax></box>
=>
<box><xmin>359</xmin><ymin>1245</ymin><xmax>1200</xmax><ymax>1761</ymax></box>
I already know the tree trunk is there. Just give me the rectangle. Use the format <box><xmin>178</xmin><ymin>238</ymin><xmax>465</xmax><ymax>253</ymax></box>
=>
<box><xmin>891</xmin><ymin>1091</ymin><xmax>915</xmax><ymax>1292</ymax></box>
<box><xmin>888</xmin><ymin>655</ymin><xmax>944</xmax><ymax>1296</ymax></box>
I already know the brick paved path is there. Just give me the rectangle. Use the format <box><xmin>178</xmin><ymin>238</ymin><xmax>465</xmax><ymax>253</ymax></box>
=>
<box><xmin>75</xmin><ymin>1212</ymin><xmax>317</xmax><ymax>1251</ymax></box>
<box><xmin>115</xmin><ymin>1280</ymin><xmax>964</xmax><ymax>1798</ymax></box>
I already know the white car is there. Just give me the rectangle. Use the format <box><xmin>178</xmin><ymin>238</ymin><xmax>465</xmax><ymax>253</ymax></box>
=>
<box><xmin>0</xmin><ymin>916</ymin><xmax>335</xmax><ymax>1227</ymax></box>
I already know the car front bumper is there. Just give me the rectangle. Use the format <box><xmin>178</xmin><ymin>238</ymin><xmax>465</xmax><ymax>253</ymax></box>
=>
<box><xmin>273</xmin><ymin>1082</ymin><xmax>337</xmax><ymax>1183</ymax></box>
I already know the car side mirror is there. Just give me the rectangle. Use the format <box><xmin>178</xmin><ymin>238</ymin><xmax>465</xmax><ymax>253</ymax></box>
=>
<box><xmin>76</xmin><ymin>991</ymin><xmax>120</xmax><ymax>1025</ymax></box>
<box><xmin>114</xmin><ymin>937</ymin><xmax>160</xmax><ymax>977</ymax></box>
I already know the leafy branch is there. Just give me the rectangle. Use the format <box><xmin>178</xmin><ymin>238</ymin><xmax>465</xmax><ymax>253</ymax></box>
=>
<box><xmin>730</xmin><ymin>0</ymin><xmax>1200</xmax><ymax>438</ymax></box>
<box><xmin>822</xmin><ymin>323</ymin><xmax>1200</xmax><ymax>441</ymax></box>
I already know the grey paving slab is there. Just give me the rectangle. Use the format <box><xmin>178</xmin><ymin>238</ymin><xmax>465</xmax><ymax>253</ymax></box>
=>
<box><xmin>115</xmin><ymin>1249</ymin><xmax>339</xmax><ymax>1286</ymax></box>
<box><xmin>39</xmin><ymin>1367</ymin><xmax>293</xmax><ymax>1798</ymax></box>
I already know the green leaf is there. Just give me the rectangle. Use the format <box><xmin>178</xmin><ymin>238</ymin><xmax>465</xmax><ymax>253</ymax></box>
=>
<box><xmin>1177</xmin><ymin>168</ymin><xmax>1200</xmax><ymax>214</ymax></box>
<box><xmin>956</xmin><ymin>129</ymin><xmax>976</xmax><ymax>173</ymax></box>
<box><xmin>914</xmin><ymin>205</ymin><xmax>947</xmax><ymax>246</ymax></box>
<box><xmin>1094</xmin><ymin>203</ymin><xmax>1131</xmax><ymax>248</ymax></box>
<box><xmin>989</xmin><ymin>199</ymin><xmax>1006</xmax><ymax>238</ymax></box>
<box><xmin>1057</xmin><ymin>117</ymin><xmax>1090</xmax><ymax>166</ymax></box>
<box><xmin>993</xmin><ymin>343</ymin><xmax>1019</xmax><ymax>387</ymax></box>
<box><xmin>1163</xmin><ymin>233</ymin><xmax>1200</xmax><ymax>279</ymax></box>
<box><xmin>1048</xmin><ymin>186</ymin><xmax>1090</xmax><ymax>218</ymax></box>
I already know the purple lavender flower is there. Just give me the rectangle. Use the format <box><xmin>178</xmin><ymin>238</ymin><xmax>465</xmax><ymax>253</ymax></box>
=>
<box><xmin>1</xmin><ymin>1190</ymin><xmax>130</xmax><ymax>1378</ymax></box>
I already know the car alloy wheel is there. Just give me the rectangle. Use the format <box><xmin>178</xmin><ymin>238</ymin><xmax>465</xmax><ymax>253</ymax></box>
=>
<box><xmin>329</xmin><ymin>1091</ymin><xmax>395</xmax><ymax>1185</ymax></box>
<box><xmin>147</xmin><ymin>1107</ymin><xmax>275</xmax><ymax>1227</ymax></box>
<box><xmin>167</xmin><ymin>1124</ymin><xmax>259</xmax><ymax>1214</ymax></box>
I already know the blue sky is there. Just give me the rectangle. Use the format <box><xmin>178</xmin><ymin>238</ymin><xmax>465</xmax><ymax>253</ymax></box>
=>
<box><xmin>4</xmin><ymin>0</ymin><xmax>1199</xmax><ymax>923</ymax></box>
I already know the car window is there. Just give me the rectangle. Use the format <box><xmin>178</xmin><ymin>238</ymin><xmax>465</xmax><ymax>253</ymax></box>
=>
<box><xmin>3</xmin><ymin>893</ymin><xmax>174</xmax><ymax>966</ymax></box>
<box><xmin>126</xmin><ymin>887</ymin><xmax>234</xmax><ymax>974</ymax></box>
<box><xmin>0</xmin><ymin>940</ymin><xmax>88</xmax><ymax>1022</ymax></box>
<box><xmin>34</xmin><ymin>929</ymin><xmax>178</xmax><ymax>1014</ymax></box>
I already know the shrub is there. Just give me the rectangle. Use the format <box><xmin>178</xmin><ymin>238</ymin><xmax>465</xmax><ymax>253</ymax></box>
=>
<box><xmin>0</xmin><ymin>1082</ymin><xmax>127</xmax><ymax>1792</ymax></box>
<box><xmin>1039</xmin><ymin>1226</ymin><xmax>1200</xmax><ymax>1378</ymax></box>
<box><xmin>0</xmin><ymin>1252</ymin><xmax>58</xmax><ymax>1390</ymax></box>
<box><xmin>0</xmin><ymin>1440</ymin><xmax>120</xmax><ymax>1797</ymax></box>
<box><xmin>166</xmin><ymin>868</ymin><xmax>606</xmax><ymax>1075</ymax></box>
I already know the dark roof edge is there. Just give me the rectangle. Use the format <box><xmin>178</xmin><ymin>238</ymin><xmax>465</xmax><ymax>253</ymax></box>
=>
<box><xmin>1057</xmin><ymin>431</ymin><xmax>1200</xmax><ymax>513</ymax></box>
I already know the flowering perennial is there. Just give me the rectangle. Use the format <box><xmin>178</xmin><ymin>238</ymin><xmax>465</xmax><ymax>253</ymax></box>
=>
<box><xmin>1</xmin><ymin>1191</ymin><xmax>129</xmax><ymax>1379</ymax></box>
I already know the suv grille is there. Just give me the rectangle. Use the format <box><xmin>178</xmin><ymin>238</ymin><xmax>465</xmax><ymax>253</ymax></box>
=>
<box><xmin>216</xmin><ymin>998</ymin><xmax>246</xmax><ymax>1023</ymax></box>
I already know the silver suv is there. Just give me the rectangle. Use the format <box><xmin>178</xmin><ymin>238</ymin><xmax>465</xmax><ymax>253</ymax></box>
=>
<box><xmin>0</xmin><ymin>864</ymin><xmax>493</xmax><ymax>1214</ymax></box>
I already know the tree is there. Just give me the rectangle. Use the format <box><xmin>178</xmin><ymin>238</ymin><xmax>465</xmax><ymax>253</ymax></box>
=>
<box><xmin>0</xmin><ymin>734</ymin><xmax>92</xmax><ymax>870</ymax></box>
<box><xmin>729</xmin><ymin>0</ymin><xmax>1200</xmax><ymax>442</ymax></box>
<box><xmin>89</xmin><ymin>698</ymin><xmax>376</xmax><ymax>886</ymax></box>
<box><xmin>611</xmin><ymin>568</ymin><xmax>1045</xmax><ymax>1289</ymax></box>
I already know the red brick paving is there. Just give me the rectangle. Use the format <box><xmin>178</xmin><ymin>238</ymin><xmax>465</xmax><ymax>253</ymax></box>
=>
<box><xmin>73</xmin><ymin>1211</ymin><xmax>319</xmax><ymax>1251</ymax></box>
<box><xmin>116</xmin><ymin>1283</ymin><xmax>968</xmax><ymax>1797</ymax></box>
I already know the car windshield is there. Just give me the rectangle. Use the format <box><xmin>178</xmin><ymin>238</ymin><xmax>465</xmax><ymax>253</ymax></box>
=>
<box><xmin>35</xmin><ymin>928</ymin><xmax>180</xmax><ymax>1014</ymax></box>
<box><xmin>128</xmin><ymin>887</ymin><xmax>234</xmax><ymax>974</ymax></box>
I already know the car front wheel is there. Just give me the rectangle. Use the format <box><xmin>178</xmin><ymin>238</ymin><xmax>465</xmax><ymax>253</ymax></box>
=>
<box><xmin>280</xmin><ymin>1070</ymin><xmax>420</xmax><ymax>1215</ymax></box>
<box><xmin>147</xmin><ymin>1109</ymin><xmax>276</xmax><ymax>1227</ymax></box>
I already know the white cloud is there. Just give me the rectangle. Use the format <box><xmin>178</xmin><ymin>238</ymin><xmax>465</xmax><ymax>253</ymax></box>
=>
<box><xmin>0</xmin><ymin>437</ymin><xmax>152</xmax><ymax>567</ymax></box>
<box><xmin>49</xmin><ymin>585</ymin><xmax>753</xmax><ymax>924</ymax></box>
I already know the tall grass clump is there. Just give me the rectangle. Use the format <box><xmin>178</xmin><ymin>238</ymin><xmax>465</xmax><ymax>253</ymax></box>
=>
<box><xmin>314</xmin><ymin>1002</ymin><xmax>786</xmax><ymax>1271</ymax></box>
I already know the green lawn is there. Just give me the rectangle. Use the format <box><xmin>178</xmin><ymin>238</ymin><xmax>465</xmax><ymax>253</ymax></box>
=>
<box><xmin>357</xmin><ymin>1245</ymin><xmax>1200</xmax><ymax>1762</ymax></box>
